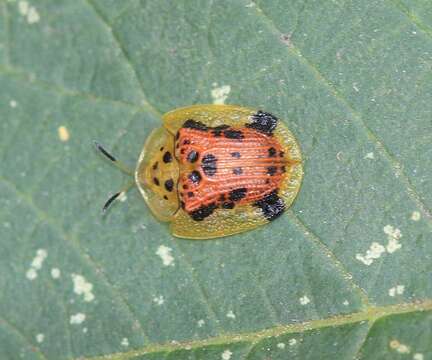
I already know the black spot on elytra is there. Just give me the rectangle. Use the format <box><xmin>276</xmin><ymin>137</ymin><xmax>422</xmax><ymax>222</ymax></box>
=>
<box><xmin>180</xmin><ymin>149</ymin><xmax>186</xmax><ymax>155</ymax></box>
<box><xmin>231</xmin><ymin>152</ymin><xmax>241</xmax><ymax>158</ymax></box>
<box><xmin>160</xmin><ymin>146</ymin><xmax>164</xmax><ymax>151</ymax></box>
<box><xmin>189</xmin><ymin>170</ymin><xmax>202</xmax><ymax>184</ymax></box>
<box><xmin>222</xmin><ymin>202</ymin><xmax>235</xmax><ymax>209</ymax></box>
<box><xmin>183</xmin><ymin>119</ymin><xmax>208</xmax><ymax>131</ymax></box>
<box><xmin>183</xmin><ymin>139</ymin><xmax>191</xmax><ymax>145</ymax></box>
<box><xmin>268</xmin><ymin>147</ymin><xmax>277</xmax><ymax>157</ymax></box>
<box><xmin>187</xmin><ymin>192</ymin><xmax>194</xmax><ymax>198</ymax></box>
<box><xmin>182</xmin><ymin>184</ymin><xmax>188</xmax><ymax>190</ymax></box>
<box><xmin>175</xmin><ymin>131</ymin><xmax>180</xmax><ymax>140</ymax></box>
<box><xmin>254</xmin><ymin>190</ymin><xmax>285</xmax><ymax>221</ymax></box>
<box><xmin>201</xmin><ymin>154</ymin><xmax>217</xmax><ymax>176</ymax></box>
<box><xmin>279</xmin><ymin>151</ymin><xmax>285</xmax><ymax>158</ymax></box>
<box><xmin>187</xmin><ymin>150</ymin><xmax>199</xmax><ymax>163</ymax></box>
<box><xmin>152</xmin><ymin>162</ymin><xmax>158</xmax><ymax>170</ymax></box>
<box><xmin>233</xmin><ymin>167</ymin><xmax>243</xmax><ymax>175</ymax></box>
<box><xmin>224</xmin><ymin>129</ymin><xmax>244</xmax><ymax>140</ymax></box>
<box><xmin>153</xmin><ymin>177</ymin><xmax>160</xmax><ymax>186</ymax></box>
<box><xmin>281</xmin><ymin>166</ymin><xmax>286</xmax><ymax>173</ymax></box>
<box><xmin>246</xmin><ymin>110</ymin><xmax>278</xmax><ymax>135</ymax></box>
<box><xmin>211</xmin><ymin>125</ymin><xmax>230</xmax><ymax>137</ymax></box>
<box><xmin>265</xmin><ymin>179</ymin><xmax>271</xmax><ymax>184</ymax></box>
<box><xmin>229</xmin><ymin>187</ymin><xmax>247</xmax><ymax>202</ymax></box>
<box><xmin>267</xmin><ymin>166</ymin><xmax>277</xmax><ymax>176</ymax></box>
<box><xmin>189</xmin><ymin>203</ymin><xmax>217</xmax><ymax>221</ymax></box>
<box><xmin>219</xmin><ymin>194</ymin><xmax>226</xmax><ymax>202</ymax></box>
<box><xmin>163</xmin><ymin>151</ymin><xmax>172</xmax><ymax>163</ymax></box>
<box><xmin>163</xmin><ymin>195</ymin><xmax>168</xmax><ymax>200</ymax></box>
<box><xmin>164</xmin><ymin>179</ymin><xmax>174</xmax><ymax>192</ymax></box>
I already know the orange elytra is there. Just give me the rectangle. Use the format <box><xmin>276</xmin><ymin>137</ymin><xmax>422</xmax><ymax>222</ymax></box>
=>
<box><xmin>95</xmin><ymin>104</ymin><xmax>303</xmax><ymax>239</ymax></box>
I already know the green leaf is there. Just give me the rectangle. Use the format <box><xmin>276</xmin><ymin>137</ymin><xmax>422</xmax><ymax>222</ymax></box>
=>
<box><xmin>1</xmin><ymin>0</ymin><xmax>431</xmax><ymax>359</ymax></box>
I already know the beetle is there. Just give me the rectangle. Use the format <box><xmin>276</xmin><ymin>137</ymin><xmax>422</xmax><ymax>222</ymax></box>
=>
<box><xmin>95</xmin><ymin>104</ymin><xmax>303</xmax><ymax>239</ymax></box>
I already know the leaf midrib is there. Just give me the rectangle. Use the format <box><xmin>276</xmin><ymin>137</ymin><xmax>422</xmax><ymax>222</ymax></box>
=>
<box><xmin>83</xmin><ymin>300</ymin><xmax>432</xmax><ymax>360</ymax></box>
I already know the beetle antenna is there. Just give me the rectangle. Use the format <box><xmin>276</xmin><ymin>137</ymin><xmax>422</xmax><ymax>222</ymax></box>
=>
<box><xmin>94</xmin><ymin>140</ymin><xmax>134</xmax><ymax>176</ymax></box>
<box><xmin>102</xmin><ymin>179</ymin><xmax>135</xmax><ymax>214</ymax></box>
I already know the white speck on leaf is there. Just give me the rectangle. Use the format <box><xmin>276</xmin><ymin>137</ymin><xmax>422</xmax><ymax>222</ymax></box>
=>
<box><xmin>9</xmin><ymin>100</ymin><xmax>17</xmax><ymax>108</ymax></box>
<box><xmin>389</xmin><ymin>339</ymin><xmax>410</xmax><ymax>354</ymax></box>
<box><xmin>26</xmin><ymin>268</ymin><xmax>37</xmax><ymax>280</ymax></box>
<box><xmin>384</xmin><ymin>225</ymin><xmax>402</xmax><ymax>253</ymax></box>
<box><xmin>153</xmin><ymin>295</ymin><xmax>164</xmax><ymax>305</ymax></box>
<box><xmin>35</xmin><ymin>333</ymin><xmax>44</xmax><ymax>343</ymax></box>
<box><xmin>364</xmin><ymin>152</ymin><xmax>375</xmax><ymax>159</ymax></box>
<box><xmin>355</xmin><ymin>242</ymin><xmax>385</xmax><ymax>265</ymax></box>
<box><xmin>277</xmin><ymin>342</ymin><xmax>285</xmax><ymax>349</ymax></box>
<box><xmin>71</xmin><ymin>274</ymin><xmax>95</xmax><ymax>302</ymax></box>
<box><xmin>299</xmin><ymin>295</ymin><xmax>310</xmax><ymax>305</ymax></box>
<box><xmin>27</xmin><ymin>6</ymin><xmax>39</xmax><ymax>23</ymax></box>
<box><xmin>18</xmin><ymin>1</ymin><xmax>28</xmax><ymax>15</ymax></box>
<box><xmin>389</xmin><ymin>285</ymin><xmax>405</xmax><ymax>297</ymax></box>
<box><xmin>51</xmin><ymin>268</ymin><xmax>61</xmax><ymax>279</ymax></box>
<box><xmin>211</xmin><ymin>85</ymin><xmax>231</xmax><ymax>104</ymax></box>
<box><xmin>197</xmin><ymin>319</ymin><xmax>205</xmax><ymax>327</ymax></box>
<box><xmin>226</xmin><ymin>310</ymin><xmax>236</xmax><ymax>319</ymax></box>
<box><xmin>221</xmin><ymin>349</ymin><xmax>232</xmax><ymax>360</ymax></box>
<box><xmin>58</xmin><ymin>126</ymin><xmax>70</xmax><ymax>142</ymax></box>
<box><xmin>82</xmin><ymin>327</ymin><xmax>88</xmax><ymax>333</ymax></box>
<box><xmin>289</xmin><ymin>338</ymin><xmax>297</xmax><ymax>346</ymax></box>
<box><xmin>70</xmin><ymin>313</ymin><xmax>86</xmax><ymax>325</ymax></box>
<box><xmin>353</xmin><ymin>83</ymin><xmax>359</xmax><ymax>92</ymax></box>
<box><xmin>26</xmin><ymin>249</ymin><xmax>47</xmax><ymax>280</ymax></box>
<box><xmin>343</xmin><ymin>300</ymin><xmax>349</xmax><ymax>306</ymax></box>
<box><xmin>413</xmin><ymin>353</ymin><xmax>424</xmax><ymax>360</ymax></box>
<box><xmin>18</xmin><ymin>1</ymin><xmax>39</xmax><ymax>24</ymax></box>
<box><xmin>121</xmin><ymin>338</ymin><xmax>129</xmax><ymax>347</ymax></box>
<box><xmin>31</xmin><ymin>249</ymin><xmax>47</xmax><ymax>269</ymax></box>
<box><xmin>156</xmin><ymin>245</ymin><xmax>174</xmax><ymax>266</ymax></box>
<box><xmin>411</xmin><ymin>211</ymin><xmax>421</xmax><ymax>221</ymax></box>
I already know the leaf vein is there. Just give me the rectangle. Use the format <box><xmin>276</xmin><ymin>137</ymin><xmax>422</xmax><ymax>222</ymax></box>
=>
<box><xmin>83</xmin><ymin>0</ymin><xmax>161</xmax><ymax>119</ymax></box>
<box><xmin>0</xmin><ymin>175</ymin><xmax>151</xmax><ymax>345</ymax></box>
<box><xmin>80</xmin><ymin>300</ymin><xmax>432</xmax><ymax>360</ymax></box>
<box><xmin>248</xmin><ymin>1</ymin><xmax>432</xmax><ymax>221</ymax></box>
<box><xmin>287</xmin><ymin>210</ymin><xmax>370</xmax><ymax>307</ymax></box>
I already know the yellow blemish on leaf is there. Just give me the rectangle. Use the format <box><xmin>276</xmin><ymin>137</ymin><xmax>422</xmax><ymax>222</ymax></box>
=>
<box><xmin>389</xmin><ymin>339</ymin><xmax>410</xmax><ymax>354</ymax></box>
<box><xmin>58</xmin><ymin>126</ymin><xmax>70</xmax><ymax>142</ymax></box>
